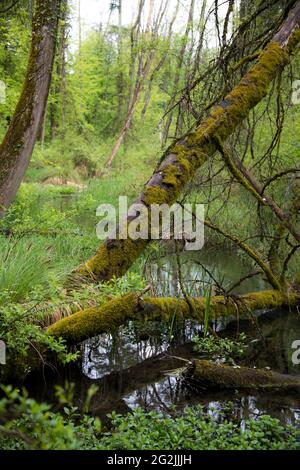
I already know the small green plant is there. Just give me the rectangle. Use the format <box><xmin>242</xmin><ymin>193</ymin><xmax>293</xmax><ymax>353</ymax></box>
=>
<box><xmin>0</xmin><ymin>240</ymin><xmax>56</xmax><ymax>303</ymax></box>
<box><xmin>203</xmin><ymin>285</ymin><xmax>212</xmax><ymax>337</ymax></box>
<box><xmin>192</xmin><ymin>333</ymin><xmax>247</xmax><ymax>364</ymax></box>
<box><xmin>100</xmin><ymin>406</ymin><xmax>300</xmax><ymax>450</ymax></box>
<box><xmin>99</xmin><ymin>273</ymin><xmax>146</xmax><ymax>296</ymax></box>
<box><xmin>1</xmin><ymin>388</ymin><xmax>300</xmax><ymax>450</ymax></box>
<box><xmin>0</xmin><ymin>385</ymin><xmax>101</xmax><ymax>450</ymax></box>
<box><xmin>0</xmin><ymin>297</ymin><xmax>79</xmax><ymax>378</ymax></box>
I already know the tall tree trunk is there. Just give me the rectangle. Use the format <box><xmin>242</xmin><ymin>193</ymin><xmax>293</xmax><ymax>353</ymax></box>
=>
<box><xmin>141</xmin><ymin>0</ymin><xmax>179</xmax><ymax>120</ymax></box>
<box><xmin>105</xmin><ymin>0</ymin><xmax>145</xmax><ymax>167</ymax></box>
<box><xmin>116</xmin><ymin>0</ymin><xmax>124</xmax><ymax>123</ymax></box>
<box><xmin>77</xmin><ymin>0</ymin><xmax>83</xmax><ymax>116</ymax></box>
<box><xmin>176</xmin><ymin>1</ymin><xmax>209</xmax><ymax>135</ymax></box>
<box><xmin>105</xmin><ymin>56</ymin><xmax>152</xmax><ymax>167</ymax></box>
<box><xmin>49</xmin><ymin>1</ymin><xmax>68</xmax><ymax>142</ymax></box>
<box><xmin>162</xmin><ymin>0</ymin><xmax>195</xmax><ymax>146</ymax></box>
<box><xmin>40</xmin><ymin>109</ymin><xmax>47</xmax><ymax>150</ymax></box>
<box><xmin>106</xmin><ymin>0</ymin><xmax>168</xmax><ymax>167</ymax></box>
<box><xmin>0</xmin><ymin>0</ymin><xmax>61</xmax><ymax>216</ymax></box>
<box><xmin>61</xmin><ymin>1</ymin><xmax>69</xmax><ymax>143</ymax></box>
<box><xmin>145</xmin><ymin>0</ymin><xmax>155</xmax><ymax>36</ymax></box>
<box><xmin>75</xmin><ymin>1</ymin><xmax>300</xmax><ymax>284</ymax></box>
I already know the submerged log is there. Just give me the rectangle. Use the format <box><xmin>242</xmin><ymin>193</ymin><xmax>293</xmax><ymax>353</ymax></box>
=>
<box><xmin>47</xmin><ymin>289</ymin><xmax>300</xmax><ymax>344</ymax></box>
<box><xmin>183</xmin><ymin>359</ymin><xmax>300</xmax><ymax>390</ymax></box>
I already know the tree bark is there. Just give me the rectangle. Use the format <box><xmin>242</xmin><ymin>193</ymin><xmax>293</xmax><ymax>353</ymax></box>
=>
<box><xmin>141</xmin><ymin>0</ymin><xmax>179</xmax><ymax>120</ymax></box>
<box><xmin>75</xmin><ymin>1</ymin><xmax>300</xmax><ymax>284</ymax></box>
<box><xmin>183</xmin><ymin>359</ymin><xmax>300</xmax><ymax>390</ymax></box>
<box><xmin>49</xmin><ymin>0</ymin><xmax>68</xmax><ymax>142</ymax></box>
<box><xmin>162</xmin><ymin>0</ymin><xmax>195</xmax><ymax>146</ymax></box>
<box><xmin>105</xmin><ymin>0</ymin><xmax>168</xmax><ymax>167</ymax></box>
<box><xmin>0</xmin><ymin>0</ymin><xmax>61</xmax><ymax>216</ymax></box>
<box><xmin>47</xmin><ymin>289</ymin><xmax>300</xmax><ymax>344</ymax></box>
<box><xmin>116</xmin><ymin>0</ymin><xmax>124</xmax><ymax>122</ymax></box>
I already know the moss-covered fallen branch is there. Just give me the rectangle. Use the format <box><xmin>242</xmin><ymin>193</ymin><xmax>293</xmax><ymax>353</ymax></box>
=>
<box><xmin>47</xmin><ymin>289</ymin><xmax>300</xmax><ymax>344</ymax></box>
<box><xmin>183</xmin><ymin>359</ymin><xmax>300</xmax><ymax>390</ymax></box>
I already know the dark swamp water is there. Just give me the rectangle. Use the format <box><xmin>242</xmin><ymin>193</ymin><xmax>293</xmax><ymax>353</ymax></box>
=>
<box><xmin>25</xmin><ymin>241</ymin><xmax>300</xmax><ymax>428</ymax></box>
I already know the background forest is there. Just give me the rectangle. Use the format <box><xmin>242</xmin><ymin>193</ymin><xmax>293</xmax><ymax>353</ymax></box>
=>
<box><xmin>1</xmin><ymin>0</ymin><xmax>300</xmax><ymax>451</ymax></box>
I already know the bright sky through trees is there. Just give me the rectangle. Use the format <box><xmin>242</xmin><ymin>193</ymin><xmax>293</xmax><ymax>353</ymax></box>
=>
<box><xmin>70</xmin><ymin>0</ymin><xmax>223</xmax><ymax>48</ymax></box>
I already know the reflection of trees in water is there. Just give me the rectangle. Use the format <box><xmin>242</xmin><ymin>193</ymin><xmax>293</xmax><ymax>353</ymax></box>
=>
<box><xmin>205</xmin><ymin>395</ymin><xmax>300</xmax><ymax>427</ymax></box>
<box><xmin>80</xmin><ymin>305</ymin><xmax>300</xmax><ymax>426</ymax></box>
<box><xmin>243</xmin><ymin>310</ymin><xmax>300</xmax><ymax>375</ymax></box>
<box><xmin>124</xmin><ymin>377</ymin><xmax>182</xmax><ymax>413</ymax></box>
<box><xmin>82</xmin><ymin>325</ymin><xmax>169</xmax><ymax>379</ymax></box>
<box><xmin>82</xmin><ymin>321</ymin><xmax>200</xmax><ymax>380</ymax></box>
<box><xmin>124</xmin><ymin>378</ymin><xmax>300</xmax><ymax>427</ymax></box>
<box><xmin>144</xmin><ymin>248</ymin><xmax>266</xmax><ymax>298</ymax></box>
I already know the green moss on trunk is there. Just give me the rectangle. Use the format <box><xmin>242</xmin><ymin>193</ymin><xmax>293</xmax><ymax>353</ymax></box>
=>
<box><xmin>185</xmin><ymin>359</ymin><xmax>300</xmax><ymax>390</ymax></box>
<box><xmin>47</xmin><ymin>289</ymin><xmax>300</xmax><ymax>344</ymax></box>
<box><xmin>76</xmin><ymin>37</ymin><xmax>298</xmax><ymax>284</ymax></box>
<box><xmin>0</xmin><ymin>0</ymin><xmax>61</xmax><ymax>214</ymax></box>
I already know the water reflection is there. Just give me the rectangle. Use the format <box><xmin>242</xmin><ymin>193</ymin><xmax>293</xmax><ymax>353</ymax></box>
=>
<box><xmin>80</xmin><ymin>308</ymin><xmax>300</xmax><ymax>426</ymax></box>
<box><xmin>32</xmin><ymin>195</ymin><xmax>300</xmax><ymax>428</ymax></box>
<box><xmin>82</xmin><ymin>321</ymin><xmax>201</xmax><ymax>380</ymax></box>
<box><xmin>145</xmin><ymin>247</ymin><xmax>267</xmax><ymax>297</ymax></box>
<box><xmin>124</xmin><ymin>376</ymin><xmax>180</xmax><ymax>413</ymax></box>
<box><xmin>123</xmin><ymin>375</ymin><xmax>300</xmax><ymax>426</ymax></box>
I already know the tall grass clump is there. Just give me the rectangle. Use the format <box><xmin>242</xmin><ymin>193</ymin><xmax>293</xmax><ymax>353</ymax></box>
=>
<box><xmin>0</xmin><ymin>237</ymin><xmax>63</xmax><ymax>303</ymax></box>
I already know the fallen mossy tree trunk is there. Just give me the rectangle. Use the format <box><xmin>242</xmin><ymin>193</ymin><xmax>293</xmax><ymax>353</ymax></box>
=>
<box><xmin>183</xmin><ymin>359</ymin><xmax>300</xmax><ymax>390</ymax></box>
<box><xmin>47</xmin><ymin>289</ymin><xmax>300</xmax><ymax>344</ymax></box>
<box><xmin>74</xmin><ymin>2</ymin><xmax>300</xmax><ymax>284</ymax></box>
